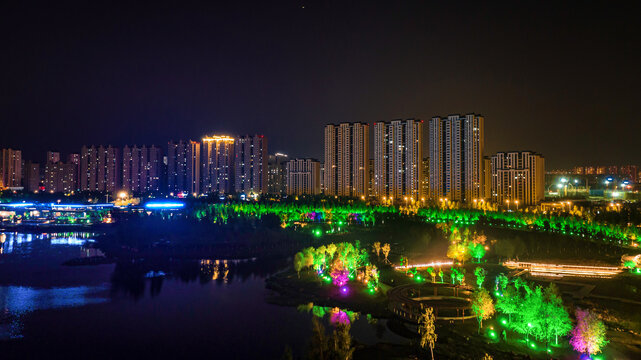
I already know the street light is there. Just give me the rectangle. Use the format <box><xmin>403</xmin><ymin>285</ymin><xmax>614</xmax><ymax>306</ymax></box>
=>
<box><xmin>506</xmin><ymin>199</ymin><xmax>510</xmax><ymax>210</ymax></box>
<box><xmin>515</xmin><ymin>200</ymin><xmax>519</xmax><ymax>210</ymax></box>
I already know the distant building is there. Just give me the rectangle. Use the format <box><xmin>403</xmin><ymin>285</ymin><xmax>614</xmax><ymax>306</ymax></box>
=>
<box><xmin>483</xmin><ymin>157</ymin><xmax>491</xmax><ymax>202</ymax></box>
<box><xmin>44</xmin><ymin>162</ymin><xmax>76</xmax><ymax>193</ymax></box>
<box><xmin>0</xmin><ymin>149</ymin><xmax>23</xmax><ymax>188</ymax></box>
<box><xmin>68</xmin><ymin>153</ymin><xmax>80</xmax><ymax>190</ymax></box>
<box><xmin>429</xmin><ymin>114</ymin><xmax>485</xmax><ymax>202</ymax></box>
<box><xmin>368</xmin><ymin>159</ymin><xmax>374</xmax><ymax>197</ymax></box>
<box><xmin>619</xmin><ymin>165</ymin><xmax>638</xmax><ymax>183</ymax></box>
<box><xmin>46</xmin><ymin>151</ymin><xmax>61</xmax><ymax>164</ymax></box>
<box><xmin>235</xmin><ymin>135</ymin><xmax>268</xmax><ymax>194</ymax></box>
<box><xmin>267</xmin><ymin>152</ymin><xmax>288</xmax><ymax>195</ymax></box>
<box><xmin>80</xmin><ymin>145</ymin><xmax>121</xmax><ymax>192</ymax></box>
<box><xmin>122</xmin><ymin>145</ymin><xmax>162</xmax><ymax>193</ymax></box>
<box><xmin>23</xmin><ymin>161</ymin><xmax>40</xmax><ymax>192</ymax></box>
<box><xmin>491</xmin><ymin>151</ymin><xmax>545</xmax><ymax>206</ymax></box>
<box><xmin>373</xmin><ymin>119</ymin><xmax>424</xmax><ymax>201</ymax></box>
<box><xmin>167</xmin><ymin>140</ymin><xmax>200</xmax><ymax>195</ymax></box>
<box><xmin>323</xmin><ymin>122</ymin><xmax>369</xmax><ymax>197</ymax></box>
<box><xmin>201</xmin><ymin>135</ymin><xmax>234</xmax><ymax>194</ymax></box>
<box><xmin>421</xmin><ymin>157</ymin><xmax>429</xmax><ymax>200</ymax></box>
<box><xmin>286</xmin><ymin>158</ymin><xmax>321</xmax><ymax>195</ymax></box>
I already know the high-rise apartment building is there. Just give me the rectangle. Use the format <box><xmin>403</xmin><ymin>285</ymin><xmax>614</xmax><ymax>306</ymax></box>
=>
<box><xmin>235</xmin><ymin>135</ymin><xmax>267</xmax><ymax>194</ymax></box>
<box><xmin>68</xmin><ymin>153</ymin><xmax>80</xmax><ymax>190</ymax></box>
<box><xmin>44</xmin><ymin>162</ymin><xmax>76</xmax><ymax>193</ymax></box>
<box><xmin>23</xmin><ymin>161</ymin><xmax>40</xmax><ymax>192</ymax></box>
<box><xmin>286</xmin><ymin>158</ymin><xmax>321</xmax><ymax>195</ymax></box>
<box><xmin>167</xmin><ymin>140</ymin><xmax>200</xmax><ymax>194</ymax></box>
<box><xmin>323</xmin><ymin>122</ymin><xmax>369</xmax><ymax>197</ymax></box>
<box><xmin>491</xmin><ymin>151</ymin><xmax>545</xmax><ymax>206</ymax></box>
<box><xmin>619</xmin><ymin>165</ymin><xmax>638</xmax><ymax>183</ymax></box>
<box><xmin>80</xmin><ymin>145</ymin><xmax>120</xmax><ymax>192</ymax></box>
<box><xmin>267</xmin><ymin>153</ymin><xmax>288</xmax><ymax>195</ymax></box>
<box><xmin>201</xmin><ymin>135</ymin><xmax>235</xmax><ymax>194</ymax></box>
<box><xmin>0</xmin><ymin>149</ymin><xmax>23</xmax><ymax>188</ymax></box>
<box><xmin>46</xmin><ymin>151</ymin><xmax>61</xmax><ymax>164</ymax></box>
<box><xmin>429</xmin><ymin>114</ymin><xmax>485</xmax><ymax>202</ymax></box>
<box><xmin>421</xmin><ymin>157</ymin><xmax>429</xmax><ymax>200</ymax></box>
<box><xmin>122</xmin><ymin>145</ymin><xmax>162</xmax><ymax>193</ymax></box>
<box><xmin>373</xmin><ymin>119</ymin><xmax>424</xmax><ymax>200</ymax></box>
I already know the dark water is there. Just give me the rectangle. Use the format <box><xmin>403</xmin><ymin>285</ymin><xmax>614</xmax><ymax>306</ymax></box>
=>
<box><xmin>0</xmin><ymin>232</ymin><xmax>406</xmax><ymax>359</ymax></box>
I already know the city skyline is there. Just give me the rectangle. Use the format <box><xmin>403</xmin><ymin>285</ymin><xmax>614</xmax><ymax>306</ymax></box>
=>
<box><xmin>2</xmin><ymin>2</ymin><xmax>640</xmax><ymax>167</ymax></box>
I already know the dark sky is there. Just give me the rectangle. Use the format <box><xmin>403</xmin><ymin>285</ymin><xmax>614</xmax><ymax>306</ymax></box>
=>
<box><xmin>2</xmin><ymin>1</ymin><xmax>640</xmax><ymax>168</ymax></box>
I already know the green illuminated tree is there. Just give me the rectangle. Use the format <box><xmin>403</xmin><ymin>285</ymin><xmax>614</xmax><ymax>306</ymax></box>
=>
<box><xmin>469</xmin><ymin>242</ymin><xmax>486</xmax><ymax>263</ymax></box>
<box><xmin>496</xmin><ymin>285</ymin><xmax>519</xmax><ymax>323</ymax></box>
<box><xmin>545</xmin><ymin>300</ymin><xmax>572</xmax><ymax>345</ymax></box>
<box><xmin>474</xmin><ymin>267</ymin><xmax>486</xmax><ymax>289</ymax></box>
<box><xmin>426</xmin><ymin>267</ymin><xmax>436</xmax><ymax>283</ymax></box>
<box><xmin>471</xmin><ymin>288</ymin><xmax>495</xmax><ymax>332</ymax></box>
<box><xmin>418</xmin><ymin>307</ymin><xmax>437</xmax><ymax>360</ymax></box>
<box><xmin>496</xmin><ymin>274</ymin><xmax>509</xmax><ymax>292</ymax></box>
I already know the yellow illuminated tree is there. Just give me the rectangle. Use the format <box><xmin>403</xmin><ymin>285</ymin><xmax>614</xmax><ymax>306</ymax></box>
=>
<box><xmin>419</xmin><ymin>307</ymin><xmax>437</xmax><ymax>360</ymax></box>
<box><xmin>372</xmin><ymin>242</ymin><xmax>381</xmax><ymax>258</ymax></box>
<box><xmin>381</xmin><ymin>243</ymin><xmax>391</xmax><ymax>263</ymax></box>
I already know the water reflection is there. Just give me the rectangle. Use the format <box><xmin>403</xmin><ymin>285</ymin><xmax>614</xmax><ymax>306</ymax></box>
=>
<box><xmin>297</xmin><ymin>302</ymin><xmax>402</xmax><ymax>345</ymax></box>
<box><xmin>0</xmin><ymin>232</ymin><xmax>100</xmax><ymax>256</ymax></box>
<box><xmin>110</xmin><ymin>257</ymin><xmax>287</xmax><ymax>299</ymax></box>
<box><xmin>0</xmin><ymin>285</ymin><xmax>107</xmax><ymax>339</ymax></box>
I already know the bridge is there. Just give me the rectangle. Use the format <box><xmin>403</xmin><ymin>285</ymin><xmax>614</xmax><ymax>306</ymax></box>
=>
<box><xmin>388</xmin><ymin>283</ymin><xmax>475</xmax><ymax>323</ymax></box>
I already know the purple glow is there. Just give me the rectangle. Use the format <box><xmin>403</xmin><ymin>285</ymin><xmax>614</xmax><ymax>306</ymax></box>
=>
<box><xmin>331</xmin><ymin>269</ymin><xmax>349</xmax><ymax>287</ymax></box>
<box><xmin>330</xmin><ymin>310</ymin><xmax>351</xmax><ymax>325</ymax></box>
<box><xmin>340</xmin><ymin>286</ymin><xmax>349</xmax><ymax>294</ymax></box>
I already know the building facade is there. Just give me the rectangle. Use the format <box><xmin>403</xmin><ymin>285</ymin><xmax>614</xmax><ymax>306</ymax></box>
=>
<box><xmin>122</xmin><ymin>145</ymin><xmax>162</xmax><ymax>193</ymax></box>
<box><xmin>0</xmin><ymin>149</ymin><xmax>22</xmax><ymax>188</ymax></box>
<box><xmin>373</xmin><ymin>119</ymin><xmax>424</xmax><ymax>200</ymax></box>
<box><xmin>23</xmin><ymin>161</ymin><xmax>40</xmax><ymax>192</ymax></box>
<box><xmin>167</xmin><ymin>140</ymin><xmax>200</xmax><ymax>194</ymax></box>
<box><xmin>323</xmin><ymin>122</ymin><xmax>369</xmax><ymax>197</ymax></box>
<box><xmin>80</xmin><ymin>145</ymin><xmax>121</xmax><ymax>192</ymax></box>
<box><xmin>491</xmin><ymin>151</ymin><xmax>545</xmax><ymax>206</ymax></box>
<box><xmin>201</xmin><ymin>135</ymin><xmax>234</xmax><ymax>194</ymax></box>
<box><xmin>286</xmin><ymin>158</ymin><xmax>321</xmax><ymax>195</ymax></box>
<box><xmin>234</xmin><ymin>135</ymin><xmax>268</xmax><ymax>194</ymax></box>
<box><xmin>44</xmin><ymin>162</ymin><xmax>76</xmax><ymax>193</ymax></box>
<box><xmin>267</xmin><ymin>152</ymin><xmax>288</xmax><ymax>195</ymax></box>
<box><xmin>428</xmin><ymin>114</ymin><xmax>485</xmax><ymax>202</ymax></box>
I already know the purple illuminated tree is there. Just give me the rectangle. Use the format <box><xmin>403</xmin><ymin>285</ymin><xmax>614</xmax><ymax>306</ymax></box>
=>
<box><xmin>570</xmin><ymin>308</ymin><xmax>608</xmax><ymax>356</ymax></box>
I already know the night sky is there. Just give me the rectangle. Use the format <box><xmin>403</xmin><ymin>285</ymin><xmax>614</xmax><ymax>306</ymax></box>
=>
<box><xmin>2</xmin><ymin>1</ymin><xmax>640</xmax><ymax>168</ymax></box>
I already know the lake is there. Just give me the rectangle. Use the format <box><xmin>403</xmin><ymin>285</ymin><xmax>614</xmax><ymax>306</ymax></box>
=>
<box><xmin>0</xmin><ymin>231</ymin><xmax>406</xmax><ymax>359</ymax></box>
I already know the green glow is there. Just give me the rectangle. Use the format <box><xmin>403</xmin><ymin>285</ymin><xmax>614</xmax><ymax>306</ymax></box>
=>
<box><xmin>500</xmin><ymin>318</ymin><xmax>508</xmax><ymax>325</ymax></box>
<box><xmin>192</xmin><ymin>202</ymin><xmax>641</xmax><ymax>249</ymax></box>
<box><xmin>529</xmin><ymin>342</ymin><xmax>536</xmax><ymax>349</ymax></box>
<box><xmin>489</xmin><ymin>330</ymin><xmax>497</xmax><ymax>339</ymax></box>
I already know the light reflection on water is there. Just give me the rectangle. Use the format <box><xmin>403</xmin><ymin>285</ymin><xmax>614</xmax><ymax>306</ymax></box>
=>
<box><xmin>0</xmin><ymin>232</ymin><xmax>98</xmax><ymax>255</ymax></box>
<box><xmin>0</xmin><ymin>285</ymin><xmax>108</xmax><ymax>339</ymax></box>
<box><xmin>0</xmin><ymin>232</ymin><xmax>408</xmax><ymax>357</ymax></box>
